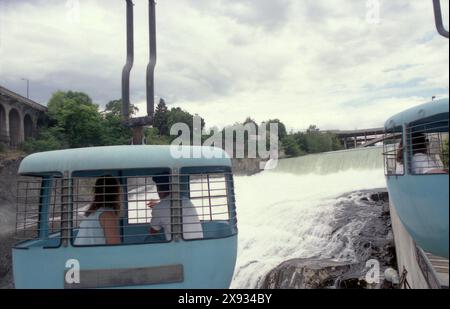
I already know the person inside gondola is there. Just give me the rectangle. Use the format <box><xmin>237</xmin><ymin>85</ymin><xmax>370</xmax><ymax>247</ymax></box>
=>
<box><xmin>411</xmin><ymin>132</ymin><xmax>446</xmax><ymax>174</ymax></box>
<box><xmin>147</xmin><ymin>175</ymin><xmax>203</xmax><ymax>241</ymax></box>
<box><xmin>74</xmin><ymin>176</ymin><xmax>121</xmax><ymax>245</ymax></box>
<box><xmin>395</xmin><ymin>140</ymin><xmax>405</xmax><ymax>174</ymax></box>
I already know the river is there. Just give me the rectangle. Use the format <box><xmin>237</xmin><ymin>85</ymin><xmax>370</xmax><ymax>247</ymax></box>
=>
<box><xmin>231</xmin><ymin>147</ymin><xmax>387</xmax><ymax>288</ymax></box>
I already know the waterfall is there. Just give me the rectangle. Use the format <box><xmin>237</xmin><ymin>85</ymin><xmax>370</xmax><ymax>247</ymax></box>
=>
<box><xmin>231</xmin><ymin>147</ymin><xmax>386</xmax><ymax>288</ymax></box>
<box><xmin>272</xmin><ymin>146</ymin><xmax>383</xmax><ymax>175</ymax></box>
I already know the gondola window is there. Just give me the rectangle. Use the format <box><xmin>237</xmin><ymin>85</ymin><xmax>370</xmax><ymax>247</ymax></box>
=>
<box><xmin>15</xmin><ymin>176</ymin><xmax>62</xmax><ymax>242</ymax></box>
<box><xmin>406</xmin><ymin>115</ymin><xmax>449</xmax><ymax>175</ymax></box>
<box><xmin>383</xmin><ymin>126</ymin><xmax>404</xmax><ymax>176</ymax></box>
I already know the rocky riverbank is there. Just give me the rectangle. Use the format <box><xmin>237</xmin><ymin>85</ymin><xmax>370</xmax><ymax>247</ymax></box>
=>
<box><xmin>231</xmin><ymin>158</ymin><xmax>264</xmax><ymax>176</ymax></box>
<box><xmin>0</xmin><ymin>152</ymin><xmax>23</xmax><ymax>289</ymax></box>
<box><xmin>0</xmin><ymin>231</ymin><xmax>15</xmax><ymax>289</ymax></box>
<box><xmin>262</xmin><ymin>189</ymin><xmax>396</xmax><ymax>289</ymax></box>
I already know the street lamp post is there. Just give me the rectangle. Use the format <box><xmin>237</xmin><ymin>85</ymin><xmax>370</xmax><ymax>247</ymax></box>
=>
<box><xmin>21</xmin><ymin>78</ymin><xmax>29</xmax><ymax>99</ymax></box>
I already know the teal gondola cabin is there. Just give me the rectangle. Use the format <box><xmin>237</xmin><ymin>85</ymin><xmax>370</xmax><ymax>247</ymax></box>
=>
<box><xmin>13</xmin><ymin>145</ymin><xmax>238</xmax><ymax>289</ymax></box>
<box><xmin>383</xmin><ymin>98</ymin><xmax>449</xmax><ymax>259</ymax></box>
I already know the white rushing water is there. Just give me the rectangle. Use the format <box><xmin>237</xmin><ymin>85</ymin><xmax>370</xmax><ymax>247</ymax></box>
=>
<box><xmin>230</xmin><ymin>147</ymin><xmax>387</xmax><ymax>288</ymax></box>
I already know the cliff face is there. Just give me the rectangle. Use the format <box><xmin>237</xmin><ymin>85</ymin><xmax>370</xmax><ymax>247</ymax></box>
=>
<box><xmin>0</xmin><ymin>154</ymin><xmax>23</xmax><ymax>233</ymax></box>
<box><xmin>0</xmin><ymin>231</ymin><xmax>15</xmax><ymax>288</ymax></box>
<box><xmin>263</xmin><ymin>259</ymin><xmax>360</xmax><ymax>289</ymax></box>
<box><xmin>0</xmin><ymin>152</ymin><xmax>23</xmax><ymax>289</ymax></box>
<box><xmin>231</xmin><ymin>158</ymin><xmax>263</xmax><ymax>176</ymax></box>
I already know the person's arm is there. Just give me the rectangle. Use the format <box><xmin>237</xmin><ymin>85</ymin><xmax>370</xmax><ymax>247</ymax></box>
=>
<box><xmin>396</xmin><ymin>142</ymin><xmax>403</xmax><ymax>163</ymax></box>
<box><xmin>146</xmin><ymin>199</ymin><xmax>160</xmax><ymax>208</ymax></box>
<box><xmin>422</xmin><ymin>155</ymin><xmax>448</xmax><ymax>174</ymax></box>
<box><xmin>149</xmin><ymin>205</ymin><xmax>162</xmax><ymax>234</ymax></box>
<box><xmin>149</xmin><ymin>203</ymin><xmax>171</xmax><ymax>239</ymax></box>
<box><xmin>424</xmin><ymin>168</ymin><xmax>448</xmax><ymax>174</ymax></box>
<box><xmin>150</xmin><ymin>227</ymin><xmax>161</xmax><ymax>234</ymax></box>
<box><xmin>99</xmin><ymin>212</ymin><xmax>121</xmax><ymax>245</ymax></box>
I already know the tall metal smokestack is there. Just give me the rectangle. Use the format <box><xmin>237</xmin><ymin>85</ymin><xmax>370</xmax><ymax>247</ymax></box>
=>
<box><xmin>432</xmin><ymin>0</ymin><xmax>449</xmax><ymax>39</ymax></box>
<box><xmin>147</xmin><ymin>0</ymin><xmax>157</xmax><ymax>117</ymax></box>
<box><xmin>121</xmin><ymin>0</ymin><xmax>134</xmax><ymax>119</ymax></box>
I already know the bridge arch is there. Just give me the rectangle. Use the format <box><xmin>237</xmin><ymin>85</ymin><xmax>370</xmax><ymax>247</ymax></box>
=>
<box><xmin>24</xmin><ymin>113</ymin><xmax>34</xmax><ymax>141</ymax></box>
<box><xmin>0</xmin><ymin>86</ymin><xmax>47</xmax><ymax>149</ymax></box>
<box><xmin>9</xmin><ymin>108</ymin><xmax>22</xmax><ymax>148</ymax></box>
<box><xmin>0</xmin><ymin>104</ymin><xmax>6</xmax><ymax>143</ymax></box>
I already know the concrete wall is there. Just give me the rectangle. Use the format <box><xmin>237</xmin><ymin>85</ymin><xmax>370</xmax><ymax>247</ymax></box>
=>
<box><xmin>389</xmin><ymin>202</ymin><xmax>430</xmax><ymax>288</ymax></box>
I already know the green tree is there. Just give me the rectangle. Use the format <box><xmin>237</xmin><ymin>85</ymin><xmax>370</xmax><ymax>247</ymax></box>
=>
<box><xmin>153</xmin><ymin>98</ymin><xmax>169</xmax><ymax>136</ymax></box>
<box><xmin>296</xmin><ymin>125</ymin><xmax>342</xmax><ymax>154</ymax></box>
<box><xmin>104</xmin><ymin>99</ymin><xmax>139</xmax><ymax>116</ymax></box>
<box><xmin>101</xmin><ymin>112</ymin><xmax>132</xmax><ymax>145</ymax></box>
<box><xmin>293</xmin><ymin>132</ymin><xmax>308</xmax><ymax>153</ymax></box>
<box><xmin>282</xmin><ymin>135</ymin><xmax>304</xmax><ymax>157</ymax></box>
<box><xmin>243</xmin><ymin>117</ymin><xmax>257</xmax><ymax>126</ymax></box>
<box><xmin>284</xmin><ymin>126</ymin><xmax>342</xmax><ymax>156</ymax></box>
<box><xmin>306</xmin><ymin>124</ymin><xmax>320</xmax><ymax>133</ymax></box>
<box><xmin>47</xmin><ymin>91</ymin><xmax>104</xmax><ymax>148</ymax></box>
<box><xmin>22</xmin><ymin>127</ymin><xmax>68</xmax><ymax>153</ymax></box>
<box><xmin>167</xmin><ymin>107</ymin><xmax>205</xmax><ymax>142</ymax></box>
<box><xmin>101</xmin><ymin>99</ymin><xmax>136</xmax><ymax>145</ymax></box>
<box><xmin>47</xmin><ymin>91</ymin><xmax>93</xmax><ymax>120</ymax></box>
<box><xmin>241</xmin><ymin>117</ymin><xmax>258</xmax><ymax>157</ymax></box>
<box><xmin>263</xmin><ymin>119</ymin><xmax>287</xmax><ymax>141</ymax></box>
<box><xmin>144</xmin><ymin>127</ymin><xmax>172</xmax><ymax>145</ymax></box>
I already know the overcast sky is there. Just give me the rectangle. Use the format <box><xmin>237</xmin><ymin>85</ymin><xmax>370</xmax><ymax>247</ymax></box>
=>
<box><xmin>0</xmin><ymin>0</ymin><xmax>448</xmax><ymax>130</ymax></box>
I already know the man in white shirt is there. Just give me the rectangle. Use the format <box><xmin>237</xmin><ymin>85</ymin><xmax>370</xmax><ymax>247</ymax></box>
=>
<box><xmin>411</xmin><ymin>152</ymin><xmax>445</xmax><ymax>174</ymax></box>
<box><xmin>147</xmin><ymin>175</ymin><xmax>204</xmax><ymax>241</ymax></box>
<box><xmin>411</xmin><ymin>133</ymin><xmax>446</xmax><ymax>174</ymax></box>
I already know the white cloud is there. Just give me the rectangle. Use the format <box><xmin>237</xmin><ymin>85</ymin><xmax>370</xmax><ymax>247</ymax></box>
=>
<box><xmin>0</xmin><ymin>0</ymin><xmax>448</xmax><ymax>130</ymax></box>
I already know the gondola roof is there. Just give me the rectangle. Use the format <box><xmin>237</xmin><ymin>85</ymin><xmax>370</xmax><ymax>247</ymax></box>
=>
<box><xmin>385</xmin><ymin>98</ymin><xmax>449</xmax><ymax>130</ymax></box>
<box><xmin>19</xmin><ymin>145</ymin><xmax>231</xmax><ymax>175</ymax></box>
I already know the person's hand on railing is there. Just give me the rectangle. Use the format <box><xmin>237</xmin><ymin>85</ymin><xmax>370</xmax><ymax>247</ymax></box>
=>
<box><xmin>146</xmin><ymin>199</ymin><xmax>160</xmax><ymax>208</ymax></box>
<box><xmin>424</xmin><ymin>168</ymin><xmax>449</xmax><ymax>174</ymax></box>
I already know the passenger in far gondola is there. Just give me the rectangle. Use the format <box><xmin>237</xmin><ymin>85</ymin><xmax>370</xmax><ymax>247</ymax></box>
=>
<box><xmin>396</xmin><ymin>140</ymin><xmax>405</xmax><ymax>174</ymax></box>
<box><xmin>147</xmin><ymin>175</ymin><xmax>204</xmax><ymax>241</ymax></box>
<box><xmin>411</xmin><ymin>132</ymin><xmax>446</xmax><ymax>174</ymax></box>
<box><xmin>74</xmin><ymin>176</ymin><xmax>122</xmax><ymax>245</ymax></box>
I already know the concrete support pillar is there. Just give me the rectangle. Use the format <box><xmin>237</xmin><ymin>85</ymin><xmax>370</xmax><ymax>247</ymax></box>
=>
<box><xmin>23</xmin><ymin>113</ymin><xmax>35</xmax><ymax>140</ymax></box>
<box><xmin>33</xmin><ymin>114</ymin><xmax>38</xmax><ymax>138</ymax></box>
<box><xmin>4</xmin><ymin>105</ymin><xmax>10</xmax><ymax>140</ymax></box>
<box><xmin>8</xmin><ymin>107</ymin><xmax>22</xmax><ymax>147</ymax></box>
<box><xmin>132</xmin><ymin>127</ymin><xmax>145</xmax><ymax>145</ymax></box>
<box><xmin>19</xmin><ymin>110</ymin><xmax>25</xmax><ymax>143</ymax></box>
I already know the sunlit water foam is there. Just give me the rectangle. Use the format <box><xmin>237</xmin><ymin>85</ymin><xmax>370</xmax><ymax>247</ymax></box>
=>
<box><xmin>230</xmin><ymin>156</ymin><xmax>386</xmax><ymax>288</ymax></box>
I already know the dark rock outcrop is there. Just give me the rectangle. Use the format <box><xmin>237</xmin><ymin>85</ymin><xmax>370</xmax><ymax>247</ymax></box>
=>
<box><xmin>231</xmin><ymin>158</ymin><xmax>263</xmax><ymax>176</ymax></box>
<box><xmin>262</xmin><ymin>189</ymin><xmax>397</xmax><ymax>289</ymax></box>
<box><xmin>0</xmin><ymin>153</ymin><xmax>22</xmax><ymax>289</ymax></box>
<box><xmin>0</xmin><ymin>157</ymin><xmax>22</xmax><ymax>233</ymax></box>
<box><xmin>262</xmin><ymin>258</ymin><xmax>359</xmax><ymax>289</ymax></box>
<box><xmin>0</xmin><ymin>231</ymin><xmax>15</xmax><ymax>288</ymax></box>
